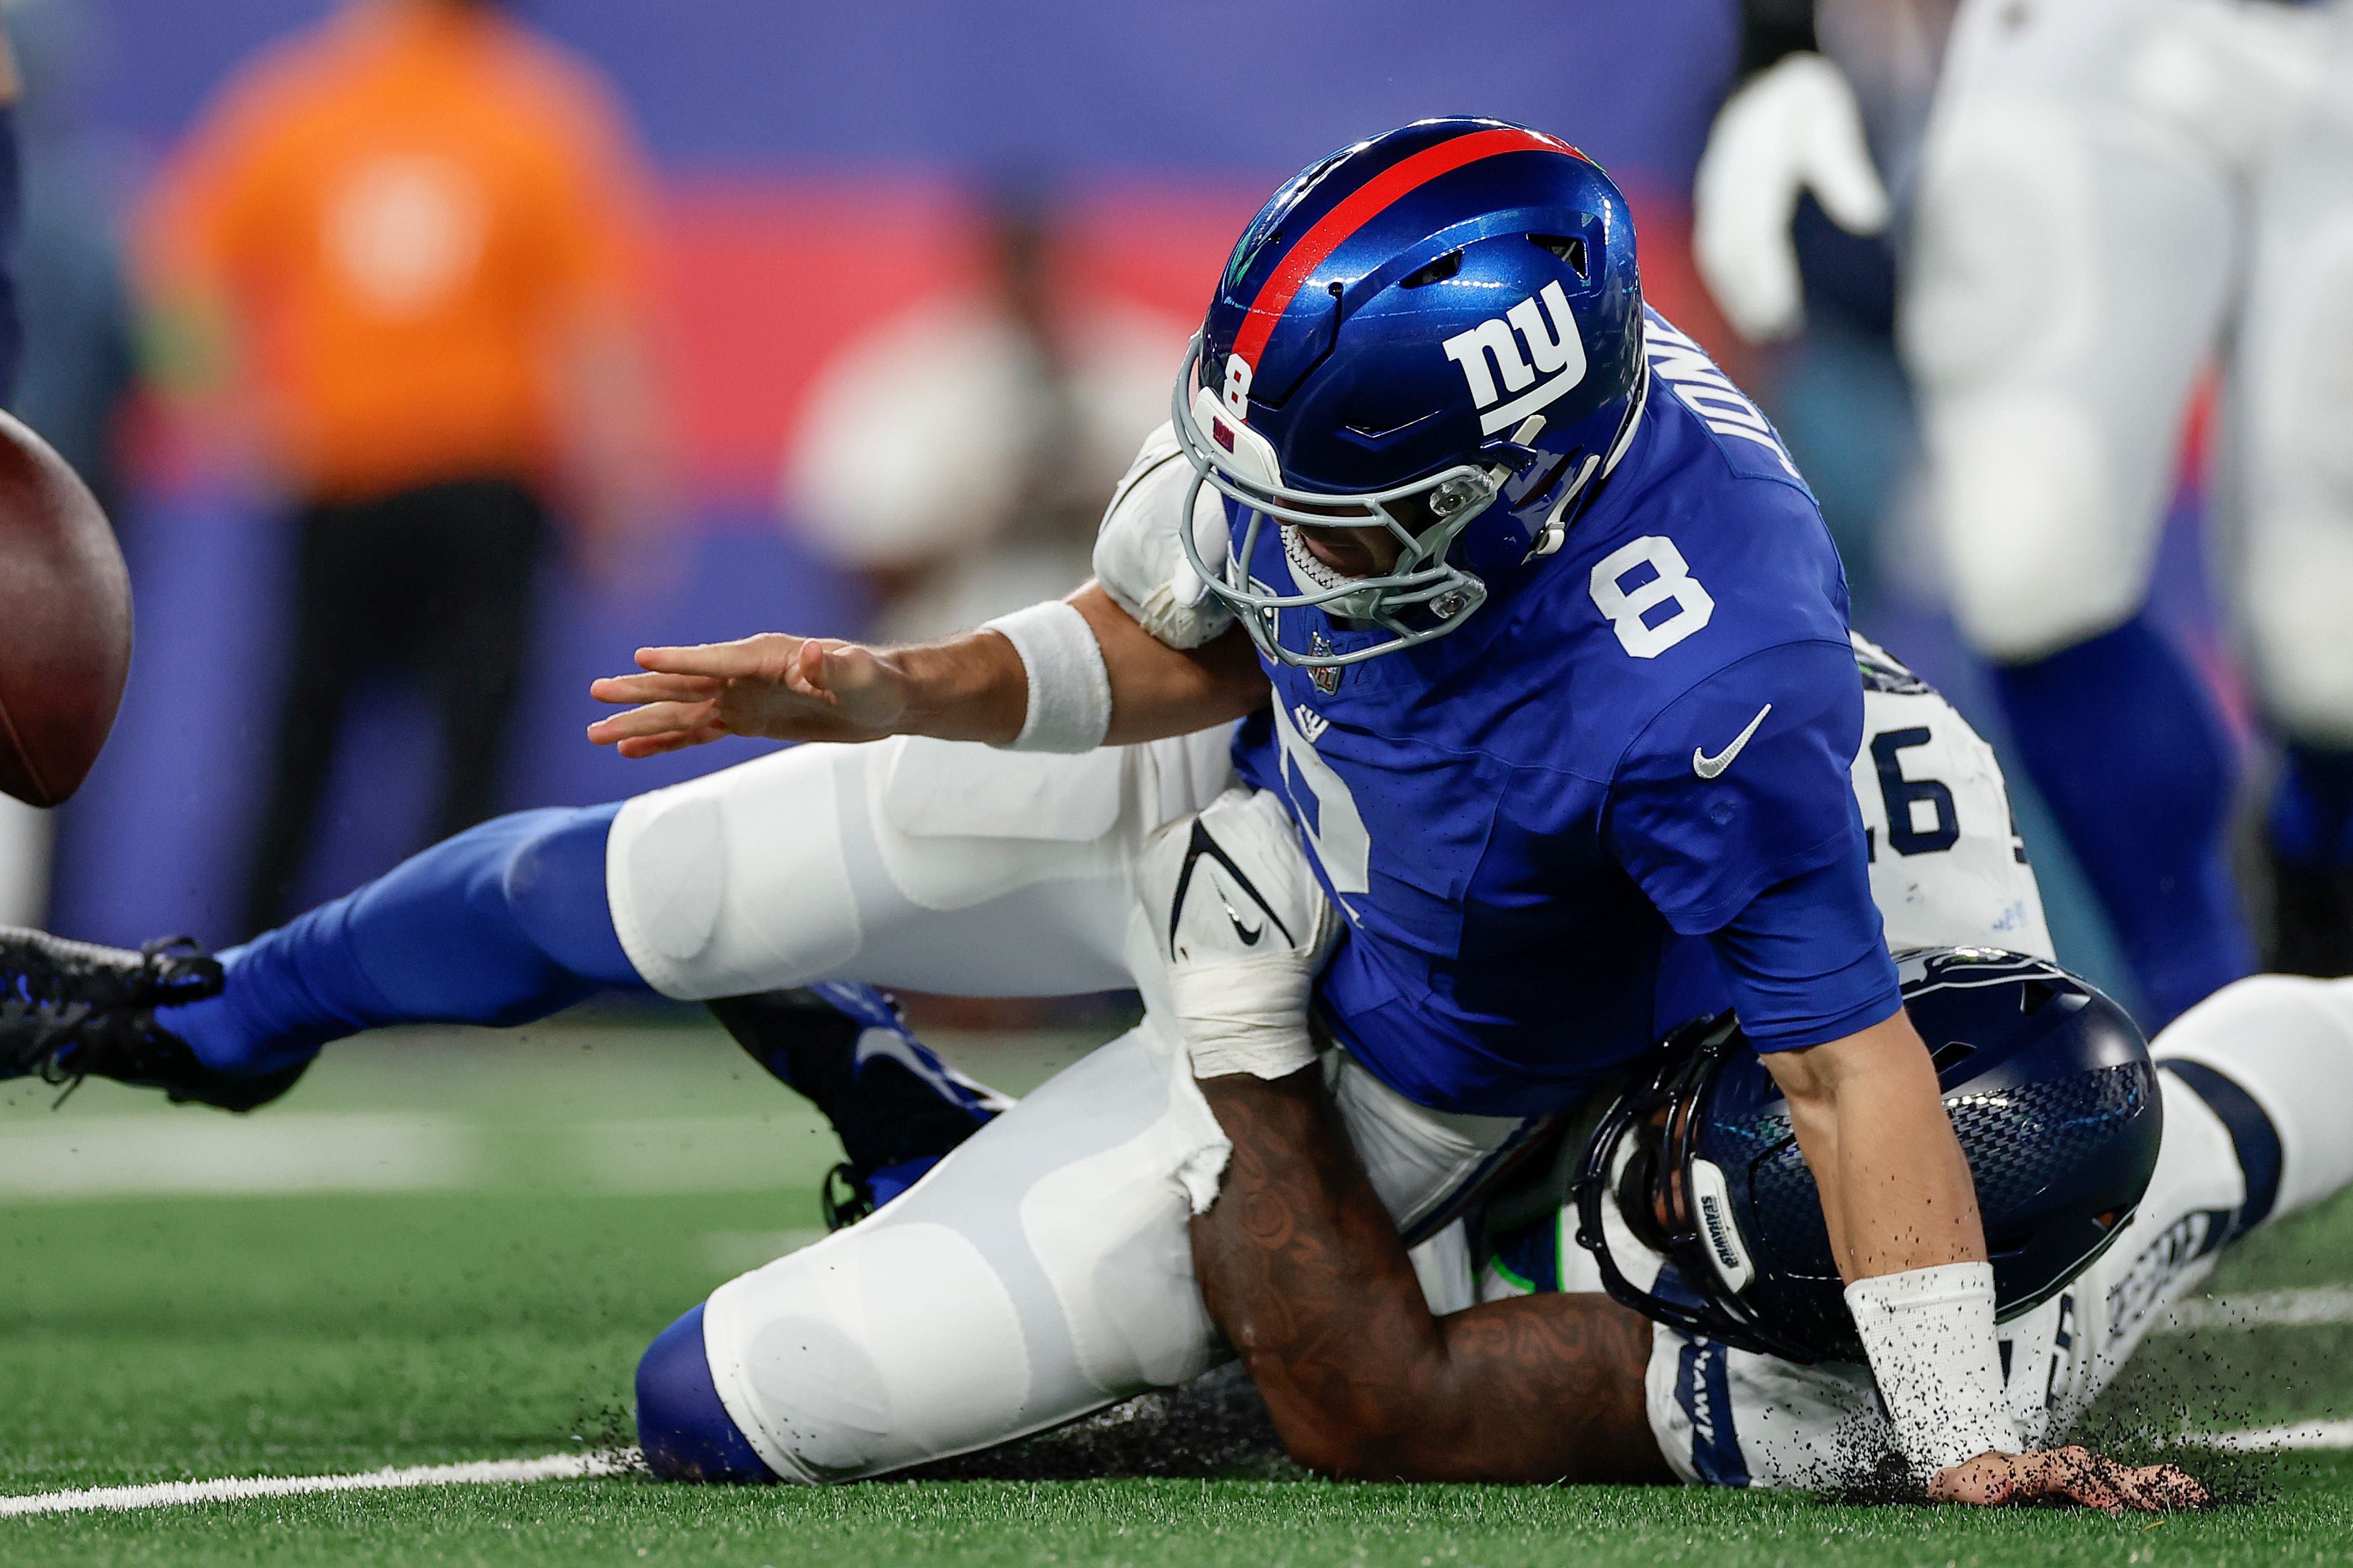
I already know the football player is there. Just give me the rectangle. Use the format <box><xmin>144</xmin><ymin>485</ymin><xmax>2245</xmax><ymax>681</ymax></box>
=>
<box><xmin>1694</xmin><ymin>0</ymin><xmax>2353</xmax><ymax>1008</ymax></box>
<box><xmin>1139</xmin><ymin>792</ymin><xmax>2266</xmax><ymax>1502</ymax></box>
<box><xmin>677</xmin><ymin>777</ymin><xmax>2342</xmax><ymax>1503</ymax></box>
<box><xmin>644</xmin><ymin>760</ymin><xmax>2338</xmax><ymax>1505</ymax></box>
<box><xmin>0</xmin><ymin>119</ymin><xmax>2114</xmax><ymax>1502</ymax></box>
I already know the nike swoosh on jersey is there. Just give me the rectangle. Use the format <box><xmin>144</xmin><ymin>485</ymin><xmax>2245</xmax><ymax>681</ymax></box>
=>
<box><xmin>1693</xmin><ymin>703</ymin><xmax>1773</xmax><ymax>779</ymax></box>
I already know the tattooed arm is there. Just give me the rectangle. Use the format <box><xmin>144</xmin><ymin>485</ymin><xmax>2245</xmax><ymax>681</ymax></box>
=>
<box><xmin>1189</xmin><ymin>1065</ymin><xmax>1670</xmax><ymax>1484</ymax></box>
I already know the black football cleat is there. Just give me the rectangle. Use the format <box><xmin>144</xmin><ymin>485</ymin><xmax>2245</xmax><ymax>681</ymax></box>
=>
<box><xmin>706</xmin><ymin>982</ymin><xmax>1011</xmax><ymax>1229</ymax></box>
<box><xmin>0</xmin><ymin>927</ymin><xmax>307</xmax><ymax>1111</ymax></box>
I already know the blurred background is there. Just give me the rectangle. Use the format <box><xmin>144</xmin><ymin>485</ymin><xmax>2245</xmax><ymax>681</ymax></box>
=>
<box><xmin>0</xmin><ymin>0</ymin><xmax>2293</xmax><ymax>1021</ymax></box>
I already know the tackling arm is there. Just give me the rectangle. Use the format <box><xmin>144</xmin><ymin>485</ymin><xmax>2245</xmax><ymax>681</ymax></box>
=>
<box><xmin>1191</xmin><ymin>1062</ymin><xmax>1668</xmax><ymax>1485</ymax></box>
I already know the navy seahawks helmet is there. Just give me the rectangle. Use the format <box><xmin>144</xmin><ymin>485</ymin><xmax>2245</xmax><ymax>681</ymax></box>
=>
<box><xmin>1171</xmin><ymin>117</ymin><xmax>1648</xmax><ymax>669</ymax></box>
<box><xmin>1572</xmin><ymin>948</ymin><xmax>2162</xmax><ymax>1365</ymax></box>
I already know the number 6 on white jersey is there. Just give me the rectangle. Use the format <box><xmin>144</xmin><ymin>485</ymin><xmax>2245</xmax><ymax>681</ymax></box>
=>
<box><xmin>1590</xmin><ymin>535</ymin><xmax>1715</xmax><ymax>658</ymax></box>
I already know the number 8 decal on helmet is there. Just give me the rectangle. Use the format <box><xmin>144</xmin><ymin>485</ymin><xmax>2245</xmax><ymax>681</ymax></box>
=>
<box><xmin>1171</xmin><ymin>118</ymin><xmax>1650</xmax><ymax>672</ymax></box>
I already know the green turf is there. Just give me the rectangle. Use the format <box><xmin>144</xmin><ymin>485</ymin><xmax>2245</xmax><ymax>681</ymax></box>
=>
<box><xmin>2</xmin><ymin>1020</ymin><xmax>2351</xmax><ymax>1566</ymax></box>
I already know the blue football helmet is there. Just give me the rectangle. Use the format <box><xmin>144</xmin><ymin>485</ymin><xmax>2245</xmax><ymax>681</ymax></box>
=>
<box><xmin>1171</xmin><ymin>117</ymin><xmax>1648</xmax><ymax>669</ymax></box>
<box><xmin>1572</xmin><ymin>948</ymin><xmax>2163</xmax><ymax>1365</ymax></box>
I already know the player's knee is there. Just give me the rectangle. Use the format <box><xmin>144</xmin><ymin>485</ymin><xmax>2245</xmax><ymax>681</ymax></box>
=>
<box><xmin>635</xmin><ymin>1305</ymin><xmax>780</xmax><ymax>1484</ymax></box>
<box><xmin>1901</xmin><ymin>105</ymin><xmax>2089</xmax><ymax>398</ymax></box>
<box><xmin>2268</xmin><ymin>244</ymin><xmax>2353</xmax><ymax>510</ymax></box>
<box><xmin>499</xmin><ymin>802</ymin><xmax>641</xmax><ymax>986</ymax></box>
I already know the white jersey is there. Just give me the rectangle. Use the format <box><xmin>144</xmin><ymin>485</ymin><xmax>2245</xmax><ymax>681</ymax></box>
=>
<box><xmin>1849</xmin><ymin>634</ymin><xmax>2051</xmax><ymax>960</ymax></box>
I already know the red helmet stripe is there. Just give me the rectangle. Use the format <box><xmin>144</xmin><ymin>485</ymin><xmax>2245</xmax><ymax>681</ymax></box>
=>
<box><xmin>1229</xmin><ymin>126</ymin><xmax>1587</xmax><ymax>377</ymax></box>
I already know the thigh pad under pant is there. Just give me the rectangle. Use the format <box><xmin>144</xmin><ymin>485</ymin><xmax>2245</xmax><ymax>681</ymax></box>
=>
<box><xmin>696</xmin><ymin>1026</ymin><xmax>1534</xmax><ymax>1481</ymax></box>
<box><xmin>607</xmin><ymin>728</ymin><xmax>1236</xmax><ymax>1000</ymax></box>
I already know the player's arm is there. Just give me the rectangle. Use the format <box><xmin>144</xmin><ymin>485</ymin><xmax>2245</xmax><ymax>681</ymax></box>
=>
<box><xmin>1149</xmin><ymin>798</ymin><xmax>1668</xmax><ymax>1483</ymax></box>
<box><xmin>1757</xmin><ymin>1009</ymin><xmax>1981</xmax><ymax>1278</ymax></box>
<box><xmin>590</xmin><ymin>421</ymin><xmax>1262</xmax><ymax>754</ymax></box>
<box><xmin>1616</xmin><ymin>644</ymin><xmax>2197</xmax><ymax>1506</ymax></box>
<box><xmin>1776</xmin><ymin>1022</ymin><xmax>2206</xmax><ymax>1505</ymax></box>
<box><xmin>1189</xmin><ymin>1060</ymin><xmax>1668</xmax><ymax>1484</ymax></box>
<box><xmin>585</xmin><ymin>580</ymin><xmax>1267</xmax><ymax>755</ymax></box>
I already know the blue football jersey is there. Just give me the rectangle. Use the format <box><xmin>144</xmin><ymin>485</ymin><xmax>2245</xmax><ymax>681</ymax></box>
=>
<box><xmin>1230</xmin><ymin>312</ymin><xmax>1900</xmax><ymax>1115</ymax></box>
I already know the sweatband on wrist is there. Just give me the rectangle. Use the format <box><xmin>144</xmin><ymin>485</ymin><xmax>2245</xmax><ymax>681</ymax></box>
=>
<box><xmin>1845</xmin><ymin>1261</ymin><xmax>2021</xmax><ymax>1484</ymax></box>
<box><xmin>981</xmin><ymin>600</ymin><xmax>1113</xmax><ymax>753</ymax></box>
<box><xmin>1171</xmin><ymin>958</ymin><xmax>1318</xmax><ymax>1081</ymax></box>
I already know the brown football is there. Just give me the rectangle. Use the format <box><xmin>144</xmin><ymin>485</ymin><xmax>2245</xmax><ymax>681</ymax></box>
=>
<box><xmin>0</xmin><ymin>409</ymin><xmax>131</xmax><ymax>806</ymax></box>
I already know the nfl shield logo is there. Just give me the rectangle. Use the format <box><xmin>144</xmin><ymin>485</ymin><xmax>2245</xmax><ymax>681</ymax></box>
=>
<box><xmin>1309</xmin><ymin>633</ymin><xmax>1341</xmax><ymax>696</ymax></box>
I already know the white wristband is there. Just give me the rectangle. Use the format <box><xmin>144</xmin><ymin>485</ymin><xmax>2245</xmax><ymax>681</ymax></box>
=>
<box><xmin>1845</xmin><ymin>1261</ymin><xmax>2021</xmax><ymax>1484</ymax></box>
<box><xmin>981</xmin><ymin>600</ymin><xmax>1113</xmax><ymax>753</ymax></box>
<box><xmin>1173</xmin><ymin>958</ymin><xmax>1319</xmax><ymax>1081</ymax></box>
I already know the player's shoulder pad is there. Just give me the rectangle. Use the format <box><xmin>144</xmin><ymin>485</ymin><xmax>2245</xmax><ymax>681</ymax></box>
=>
<box><xmin>1538</xmin><ymin>436</ymin><xmax>1849</xmax><ymax>762</ymax></box>
<box><xmin>1850</xmin><ymin>631</ymin><xmax>1936</xmax><ymax>696</ymax></box>
<box><xmin>1641</xmin><ymin>312</ymin><xmax>1815</xmax><ymax>497</ymax></box>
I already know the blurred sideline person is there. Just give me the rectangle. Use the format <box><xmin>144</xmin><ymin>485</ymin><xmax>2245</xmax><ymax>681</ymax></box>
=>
<box><xmin>1694</xmin><ymin>0</ymin><xmax>2353</xmax><ymax>1021</ymax></box>
<box><xmin>785</xmin><ymin>192</ymin><xmax>1183</xmax><ymax>642</ymax></box>
<box><xmin>140</xmin><ymin>0</ymin><xmax>666</xmax><ymax>936</ymax></box>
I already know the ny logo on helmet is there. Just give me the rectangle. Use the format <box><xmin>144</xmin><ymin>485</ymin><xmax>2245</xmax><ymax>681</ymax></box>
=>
<box><xmin>1440</xmin><ymin>280</ymin><xmax>1587</xmax><ymax>435</ymax></box>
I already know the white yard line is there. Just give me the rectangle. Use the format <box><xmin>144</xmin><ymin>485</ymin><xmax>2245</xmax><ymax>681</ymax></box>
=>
<box><xmin>0</xmin><ymin>1448</ymin><xmax>641</xmax><ymax>1517</ymax></box>
<box><xmin>2177</xmin><ymin>1421</ymin><xmax>2353</xmax><ymax>1453</ymax></box>
<box><xmin>2155</xmin><ymin>1287</ymin><xmax>2353</xmax><ymax>1333</ymax></box>
<box><xmin>4</xmin><ymin>1417</ymin><xmax>2353</xmax><ymax>1517</ymax></box>
<box><xmin>0</xmin><ymin>1115</ymin><xmax>473</xmax><ymax>1198</ymax></box>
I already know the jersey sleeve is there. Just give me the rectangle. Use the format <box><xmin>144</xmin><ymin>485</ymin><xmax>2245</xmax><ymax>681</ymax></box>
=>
<box><xmin>1603</xmin><ymin>638</ymin><xmax>1868</xmax><ymax>936</ymax></box>
<box><xmin>1708</xmin><ymin>856</ymin><xmax>1902</xmax><ymax>1051</ymax></box>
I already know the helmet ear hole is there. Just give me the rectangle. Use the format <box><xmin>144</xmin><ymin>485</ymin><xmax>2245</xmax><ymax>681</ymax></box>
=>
<box><xmin>1531</xmin><ymin>233</ymin><xmax>1588</xmax><ymax>278</ymax></box>
<box><xmin>1929</xmin><ymin>1039</ymin><xmax>1977</xmax><ymax>1075</ymax></box>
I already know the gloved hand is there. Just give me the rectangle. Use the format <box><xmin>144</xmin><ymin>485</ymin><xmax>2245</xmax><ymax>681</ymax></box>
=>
<box><xmin>1694</xmin><ymin>52</ymin><xmax>1891</xmax><ymax>344</ymax></box>
<box><xmin>1091</xmin><ymin>422</ymin><xmax>1236</xmax><ymax>651</ymax></box>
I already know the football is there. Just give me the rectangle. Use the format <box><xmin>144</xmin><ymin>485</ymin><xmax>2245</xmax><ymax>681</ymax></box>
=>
<box><xmin>0</xmin><ymin>408</ymin><xmax>131</xmax><ymax>806</ymax></box>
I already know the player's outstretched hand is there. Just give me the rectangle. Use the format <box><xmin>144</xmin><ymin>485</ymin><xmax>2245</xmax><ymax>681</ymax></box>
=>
<box><xmin>1931</xmin><ymin>1447</ymin><xmax>2210</xmax><ymax>1514</ymax></box>
<box><xmin>586</xmin><ymin>633</ymin><xmax>911</xmax><ymax>756</ymax></box>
